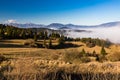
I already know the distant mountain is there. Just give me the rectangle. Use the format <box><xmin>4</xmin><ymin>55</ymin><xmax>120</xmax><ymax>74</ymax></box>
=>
<box><xmin>46</xmin><ymin>23</ymin><xmax>94</xmax><ymax>30</ymax></box>
<box><xmin>7</xmin><ymin>23</ymin><xmax>45</xmax><ymax>28</ymax></box>
<box><xmin>98</xmin><ymin>21</ymin><xmax>120</xmax><ymax>27</ymax></box>
<box><xmin>46</xmin><ymin>23</ymin><xmax>65</xmax><ymax>29</ymax></box>
<box><xmin>45</xmin><ymin>21</ymin><xmax>120</xmax><ymax>29</ymax></box>
<box><xmin>6</xmin><ymin>21</ymin><xmax>120</xmax><ymax>29</ymax></box>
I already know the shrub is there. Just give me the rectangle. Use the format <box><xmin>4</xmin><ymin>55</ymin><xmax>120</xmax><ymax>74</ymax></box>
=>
<box><xmin>86</xmin><ymin>42</ymin><xmax>95</xmax><ymax>48</ymax></box>
<box><xmin>80</xmin><ymin>57</ymin><xmax>91</xmax><ymax>63</ymax></box>
<box><xmin>96</xmin><ymin>55</ymin><xmax>107</xmax><ymax>62</ymax></box>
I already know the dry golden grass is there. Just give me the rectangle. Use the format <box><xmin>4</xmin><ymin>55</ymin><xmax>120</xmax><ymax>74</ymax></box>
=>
<box><xmin>0</xmin><ymin>39</ymin><xmax>118</xmax><ymax>62</ymax></box>
<box><xmin>0</xmin><ymin>39</ymin><xmax>111</xmax><ymax>54</ymax></box>
<box><xmin>1</xmin><ymin>58</ymin><xmax>120</xmax><ymax>80</ymax></box>
<box><xmin>0</xmin><ymin>39</ymin><xmax>120</xmax><ymax>80</ymax></box>
<box><xmin>1</xmin><ymin>57</ymin><xmax>120</xmax><ymax>74</ymax></box>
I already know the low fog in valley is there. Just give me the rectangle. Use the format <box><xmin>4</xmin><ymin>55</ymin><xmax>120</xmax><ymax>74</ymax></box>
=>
<box><xmin>67</xmin><ymin>26</ymin><xmax>120</xmax><ymax>43</ymax></box>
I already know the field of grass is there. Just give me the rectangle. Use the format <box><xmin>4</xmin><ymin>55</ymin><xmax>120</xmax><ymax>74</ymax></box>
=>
<box><xmin>0</xmin><ymin>39</ymin><xmax>120</xmax><ymax>80</ymax></box>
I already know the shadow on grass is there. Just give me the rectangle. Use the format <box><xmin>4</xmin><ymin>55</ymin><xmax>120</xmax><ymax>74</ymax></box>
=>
<box><xmin>0</xmin><ymin>42</ymin><xmax>83</xmax><ymax>49</ymax></box>
<box><xmin>51</xmin><ymin>43</ymin><xmax>83</xmax><ymax>49</ymax></box>
<box><xmin>0</xmin><ymin>43</ymin><xmax>24</xmax><ymax>48</ymax></box>
<box><xmin>3</xmin><ymin>70</ymin><xmax>120</xmax><ymax>80</ymax></box>
<box><xmin>44</xmin><ymin>71</ymin><xmax>120</xmax><ymax>80</ymax></box>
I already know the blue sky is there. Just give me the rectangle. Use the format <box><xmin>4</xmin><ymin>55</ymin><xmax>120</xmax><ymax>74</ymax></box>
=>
<box><xmin>0</xmin><ymin>0</ymin><xmax>120</xmax><ymax>25</ymax></box>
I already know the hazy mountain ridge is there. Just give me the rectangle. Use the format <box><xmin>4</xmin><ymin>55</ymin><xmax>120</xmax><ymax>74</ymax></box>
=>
<box><xmin>6</xmin><ymin>21</ymin><xmax>120</xmax><ymax>30</ymax></box>
<box><xmin>7</xmin><ymin>21</ymin><xmax>120</xmax><ymax>30</ymax></box>
<box><xmin>7</xmin><ymin>23</ymin><xmax>46</xmax><ymax>28</ymax></box>
<box><xmin>97</xmin><ymin>21</ymin><xmax>120</xmax><ymax>27</ymax></box>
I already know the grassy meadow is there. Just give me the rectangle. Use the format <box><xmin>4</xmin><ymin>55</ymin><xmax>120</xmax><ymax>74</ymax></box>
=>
<box><xmin>0</xmin><ymin>39</ymin><xmax>120</xmax><ymax>80</ymax></box>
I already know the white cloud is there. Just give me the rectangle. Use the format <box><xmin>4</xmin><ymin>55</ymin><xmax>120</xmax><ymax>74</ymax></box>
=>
<box><xmin>5</xmin><ymin>19</ymin><xmax>17</xmax><ymax>23</ymax></box>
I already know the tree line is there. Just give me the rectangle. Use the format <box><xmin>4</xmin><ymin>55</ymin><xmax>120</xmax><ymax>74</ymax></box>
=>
<box><xmin>0</xmin><ymin>24</ymin><xmax>61</xmax><ymax>40</ymax></box>
<box><xmin>0</xmin><ymin>24</ymin><xmax>112</xmax><ymax>48</ymax></box>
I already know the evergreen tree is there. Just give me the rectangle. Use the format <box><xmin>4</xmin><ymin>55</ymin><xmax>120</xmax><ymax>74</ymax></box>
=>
<box><xmin>27</xmin><ymin>29</ymin><xmax>33</xmax><ymax>38</ymax></box>
<box><xmin>43</xmin><ymin>39</ymin><xmax>47</xmax><ymax>48</ymax></box>
<box><xmin>48</xmin><ymin>38</ymin><xmax>52</xmax><ymax>48</ymax></box>
<box><xmin>6</xmin><ymin>27</ymin><xmax>12</xmax><ymax>38</ymax></box>
<box><xmin>101</xmin><ymin>46</ymin><xmax>106</xmax><ymax>55</ymax></box>
<box><xmin>20</xmin><ymin>30</ymin><xmax>26</xmax><ymax>39</ymax></box>
<box><xmin>58</xmin><ymin>35</ymin><xmax>65</xmax><ymax>46</ymax></box>
<box><xmin>93</xmin><ymin>50</ymin><xmax>96</xmax><ymax>54</ymax></box>
<box><xmin>0</xmin><ymin>28</ymin><xmax>4</xmax><ymax>39</ymax></box>
<box><xmin>44</xmin><ymin>31</ymin><xmax>48</xmax><ymax>39</ymax></box>
<box><xmin>81</xmin><ymin>48</ymin><xmax>86</xmax><ymax>55</ymax></box>
<box><xmin>34</xmin><ymin>34</ymin><xmax>37</xmax><ymax>41</ymax></box>
<box><xmin>12</xmin><ymin>30</ymin><xmax>17</xmax><ymax>38</ymax></box>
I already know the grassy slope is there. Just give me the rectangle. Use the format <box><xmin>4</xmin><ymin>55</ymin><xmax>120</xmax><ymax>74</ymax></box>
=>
<box><xmin>0</xmin><ymin>39</ymin><xmax>120</xmax><ymax>80</ymax></box>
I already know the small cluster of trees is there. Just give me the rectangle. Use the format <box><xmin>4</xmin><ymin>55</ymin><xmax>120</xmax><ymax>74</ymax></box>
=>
<box><xmin>80</xmin><ymin>38</ymin><xmax>112</xmax><ymax>48</ymax></box>
<box><xmin>78</xmin><ymin>46</ymin><xmax>107</xmax><ymax>62</ymax></box>
<box><xmin>65</xmin><ymin>47</ymin><xmax>107</xmax><ymax>63</ymax></box>
<box><xmin>43</xmin><ymin>35</ymin><xmax>65</xmax><ymax>49</ymax></box>
<box><xmin>62</xmin><ymin>37</ymin><xmax>112</xmax><ymax>48</ymax></box>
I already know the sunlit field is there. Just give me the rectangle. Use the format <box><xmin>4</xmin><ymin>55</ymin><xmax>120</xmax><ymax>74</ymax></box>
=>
<box><xmin>0</xmin><ymin>39</ymin><xmax>120</xmax><ymax>80</ymax></box>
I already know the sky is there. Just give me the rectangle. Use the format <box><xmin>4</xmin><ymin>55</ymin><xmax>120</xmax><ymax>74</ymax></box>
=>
<box><xmin>0</xmin><ymin>0</ymin><xmax>120</xmax><ymax>25</ymax></box>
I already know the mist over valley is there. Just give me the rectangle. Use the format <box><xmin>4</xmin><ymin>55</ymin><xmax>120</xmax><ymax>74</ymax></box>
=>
<box><xmin>7</xmin><ymin>21</ymin><xmax>120</xmax><ymax>43</ymax></box>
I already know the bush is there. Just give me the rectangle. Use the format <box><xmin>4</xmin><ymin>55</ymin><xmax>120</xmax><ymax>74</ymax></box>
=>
<box><xmin>96</xmin><ymin>55</ymin><xmax>107</xmax><ymax>62</ymax></box>
<box><xmin>86</xmin><ymin>42</ymin><xmax>95</xmax><ymax>48</ymax></box>
<box><xmin>80</xmin><ymin>57</ymin><xmax>91</xmax><ymax>63</ymax></box>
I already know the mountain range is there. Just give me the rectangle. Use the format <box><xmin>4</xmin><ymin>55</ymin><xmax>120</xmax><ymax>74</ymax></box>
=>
<box><xmin>6</xmin><ymin>21</ymin><xmax>120</xmax><ymax>30</ymax></box>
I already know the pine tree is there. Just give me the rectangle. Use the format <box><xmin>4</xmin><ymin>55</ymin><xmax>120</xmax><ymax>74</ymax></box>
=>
<box><xmin>93</xmin><ymin>50</ymin><xmax>96</xmax><ymax>54</ymax></box>
<box><xmin>43</xmin><ymin>39</ymin><xmax>47</xmax><ymax>48</ymax></box>
<box><xmin>0</xmin><ymin>28</ymin><xmax>4</xmax><ymax>39</ymax></box>
<box><xmin>101</xmin><ymin>46</ymin><xmax>106</xmax><ymax>55</ymax></box>
<box><xmin>44</xmin><ymin>31</ymin><xmax>48</xmax><ymax>39</ymax></box>
<box><xmin>20</xmin><ymin>30</ymin><xmax>26</xmax><ymax>39</ymax></box>
<box><xmin>58</xmin><ymin>35</ymin><xmax>65</xmax><ymax>46</ymax></box>
<box><xmin>81</xmin><ymin>48</ymin><xmax>86</xmax><ymax>56</ymax></box>
<box><xmin>48</xmin><ymin>38</ymin><xmax>52</xmax><ymax>48</ymax></box>
<box><xmin>34</xmin><ymin>34</ymin><xmax>37</xmax><ymax>41</ymax></box>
